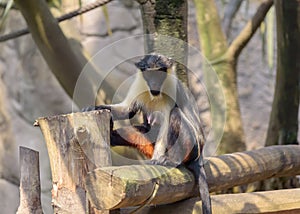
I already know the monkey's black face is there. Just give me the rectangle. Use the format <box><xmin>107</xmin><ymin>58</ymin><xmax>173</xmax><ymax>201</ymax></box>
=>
<box><xmin>142</xmin><ymin>69</ymin><xmax>167</xmax><ymax>96</ymax></box>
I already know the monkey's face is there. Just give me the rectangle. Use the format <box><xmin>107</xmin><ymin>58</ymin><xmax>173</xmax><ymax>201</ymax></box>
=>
<box><xmin>135</xmin><ymin>54</ymin><xmax>175</xmax><ymax>97</ymax></box>
<box><xmin>142</xmin><ymin>68</ymin><xmax>167</xmax><ymax>96</ymax></box>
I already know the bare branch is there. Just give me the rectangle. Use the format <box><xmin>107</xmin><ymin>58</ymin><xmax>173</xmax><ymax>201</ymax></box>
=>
<box><xmin>222</xmin><ymin>0</ymin><xmax>243</xmax><ymax>37</ymax></box>
<box><xmin>227</xmin><ymin>0</ymin><xmax>273</xmax><ymax>60</ymax></box>
<box><xmin>0</xmin><ymin>0</ymin><xmax>114</xmax><ymax>42</ymax></box>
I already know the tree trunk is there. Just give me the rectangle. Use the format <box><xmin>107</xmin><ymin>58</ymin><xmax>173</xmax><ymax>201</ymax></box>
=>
<box><xmin>194</xmin><ymin>0</ymin><xmax>246</xmax><ymax>154</ymax></box>
<box><xmin>194</xmin><ymin>0</ymin><xmax>273</xmax><ymax>154</ymax></box>
<box><xmin>212</xmin><ymin>62</ymin><xmax>246</xmax><ymax>154</ymax></box>
<box><xmin>266</xmin><ymin>0</ymin><xmax>300</xmax><ymax>146</ymax></box>
<box><xmin>14</xmin><ymin>0</ymin><xmax>111</xmax><ymax>108</ymax></box>
<box><xmin>0</xmin><ymin>78</ymin><xmax>18</xmax><ymax>184</ymax></box>
<box><xmin>136</xmin><ymin>0</ymin><xmax>188</xmax><ymax>85</ymax></box>
<box><xmin>259</xmin><ymin>0</ymin><xmax>300</xmax><ymax>191</ymax></box>
<box><xmin>14</xmin><ymin>0</ymin><xmax>84</xmax><ymax>97</ymax></box>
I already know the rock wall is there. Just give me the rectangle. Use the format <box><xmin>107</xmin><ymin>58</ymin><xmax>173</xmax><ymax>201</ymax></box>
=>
<box><xmin>0</xmin><ymin>0</ymin><xmax>290</xmax><ymax>213</ymax></box>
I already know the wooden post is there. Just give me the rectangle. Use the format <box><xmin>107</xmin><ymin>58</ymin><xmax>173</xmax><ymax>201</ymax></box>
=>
<box><xmin>35</xmin><ymin>110</ymin><xmax>112</xmax><ymax>213</ymax></box>
<box><xmin>85</xmin><ymin>145</ymin><xmax>300</xmax><ymax>210</ymax></box>
<box><xmin>17</xmin><ymin>147</ymin><xmax>43</xmax><ymax>214</ymax></box>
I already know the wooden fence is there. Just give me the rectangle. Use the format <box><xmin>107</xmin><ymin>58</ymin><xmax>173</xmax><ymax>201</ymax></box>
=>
<box><xmin>16</xmin><ymin>110</ymin><xmax>300</xmax><ymax>213</ymax></box>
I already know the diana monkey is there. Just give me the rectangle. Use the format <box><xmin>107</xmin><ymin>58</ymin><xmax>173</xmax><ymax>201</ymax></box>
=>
<box><xmin>84</xmin><ymin>53</ymin><xmax>211</xmax><ymax>214</ymax></box>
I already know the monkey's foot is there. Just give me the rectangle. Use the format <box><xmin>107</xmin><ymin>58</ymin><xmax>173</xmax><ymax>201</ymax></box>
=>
<box><xmin>148</xmin><ymin>156</ymin><xmax>179</xmax><ymax>167</ymax></box>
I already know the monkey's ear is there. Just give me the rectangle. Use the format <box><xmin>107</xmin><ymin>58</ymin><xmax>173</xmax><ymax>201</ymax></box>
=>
<box><xmin>134</xmin><ymin>60</ymin><xmax>146</xmax><ymax>71</ymax></box>
<box><xmin>168</xmin><ymin>57</ymin><xmax>174</xmax><ymax>65</ymax></box>
<box><xmin>134</xmin><ymin>61</ymin><xmax>141</xmax><ymax>69</ymax></box>
<box><xmin>159</xmin><ymin>55</ymin><xmax>174</xmax><ymax>68</ymax></box>
<box><xmin>166</xmin><ymin>55</ymin><xmax>176</xmax><ymax>64</ymax></box>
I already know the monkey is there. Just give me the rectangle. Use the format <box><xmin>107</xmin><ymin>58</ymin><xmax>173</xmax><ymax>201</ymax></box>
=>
<box><xmin>83</xmin><ymin>53</ymin><xmax>212</xmax><ymax>214</ymax></box>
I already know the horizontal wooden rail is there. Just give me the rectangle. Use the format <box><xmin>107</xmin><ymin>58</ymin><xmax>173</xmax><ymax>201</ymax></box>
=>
<box><xmin>127</xmin><ymin>188</ymin><xmax>300</xmax><ymax>213</ymax></box>
<box><xmin>85</xmin><ymin>145</ymin><xmax>300</xmax><ymax>210</ymax></box>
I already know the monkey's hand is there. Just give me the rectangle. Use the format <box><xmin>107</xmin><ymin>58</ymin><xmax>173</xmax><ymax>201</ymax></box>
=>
<box><xmin>81</xmin><ymin>105</ymin><xmax>113</xmax><ymax>130</ymax></box>
<box><xmin>81</xmin><ymin>105</ymin><xmax>111</xmax><ymax>112</ymax></box>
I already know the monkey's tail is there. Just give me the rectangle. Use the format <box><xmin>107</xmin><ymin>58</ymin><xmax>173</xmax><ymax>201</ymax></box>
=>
<box><xmin>198</xmin><ymin>156</ymin><xmax>212</xmax><ymax>214</ymax></box>
<box><xmin>188</xmin><ymin>156</ymin><xmax>212</xmax><ymax>214</ymax></box>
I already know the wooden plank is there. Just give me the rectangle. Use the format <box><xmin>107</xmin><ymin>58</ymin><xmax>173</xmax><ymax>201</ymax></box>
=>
<box><xmin>86</xmin><ymin>145</ymin><xmax>300</xmax><ymax>209</ymax></box>
<box><xmin>17</xmin><ymin>147</ymin><xmax>42</xmax><ymax>214</ymax></box>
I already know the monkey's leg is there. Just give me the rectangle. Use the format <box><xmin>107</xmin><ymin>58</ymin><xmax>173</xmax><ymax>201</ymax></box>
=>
<box><xmin>166</xmin><ymin>107</ymin><xmax>212</xmax><ymax>214</ymax></box>
<box><xmin>166</xmin><ymin>107</ymin><xmax>200</xmax><ymax>164</ymax></box>
<box><xmin>146</xmin><ymin>106</ymin><xmax>198</xmax><ymax>166</ymax></box>
<box><xmin>111</xmin><ymin>126</ymin><xmax>154</xmax><ymax>158</ymax></box>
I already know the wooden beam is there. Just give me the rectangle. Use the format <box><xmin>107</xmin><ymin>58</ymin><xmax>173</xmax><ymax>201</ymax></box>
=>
<box><xmin>86</xmin><ymin>145</ymin><xmax>300</xmax><ymax>209</ymax></box>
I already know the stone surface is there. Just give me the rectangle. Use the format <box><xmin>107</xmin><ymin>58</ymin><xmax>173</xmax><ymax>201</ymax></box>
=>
<box><xmin>0</xmin><ymin>179</ymin><xmax>19</xmax><ymax>214</ymax></box>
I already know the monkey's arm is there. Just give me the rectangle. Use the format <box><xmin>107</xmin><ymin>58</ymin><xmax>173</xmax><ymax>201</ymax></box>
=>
<box><xmin>83</xmin><ymin>102</ymin><xmax>139</xmax><ymax>120</ymax></box>
<box><xmin>82</xmin><ymin>74</ymin><xmax>144</xmax><ymax>119</ymax></box>
<box><xmin>148</xmin><ymin>108</ymin><xmax>175</xmax><ymax>165</ymax></box>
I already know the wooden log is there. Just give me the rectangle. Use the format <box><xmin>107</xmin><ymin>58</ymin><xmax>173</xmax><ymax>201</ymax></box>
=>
<box><xmin>35</xmin><ymin>110</ymin><xmax>112</xmax><ymax>213</ymax></box>
<box><xmin>124</xmin><ymin>188</ymin><xmax>300</xmax><ymax>214</ymax></box>
<box><xmin>17</xmin><ymin>147</ymin><xmax>43</xmax><ymax>214</ymax></box>
<box><xmin>85</xmin><ymin>145</ymin><xmax>300</xmax><ymax>209</ymax></box>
